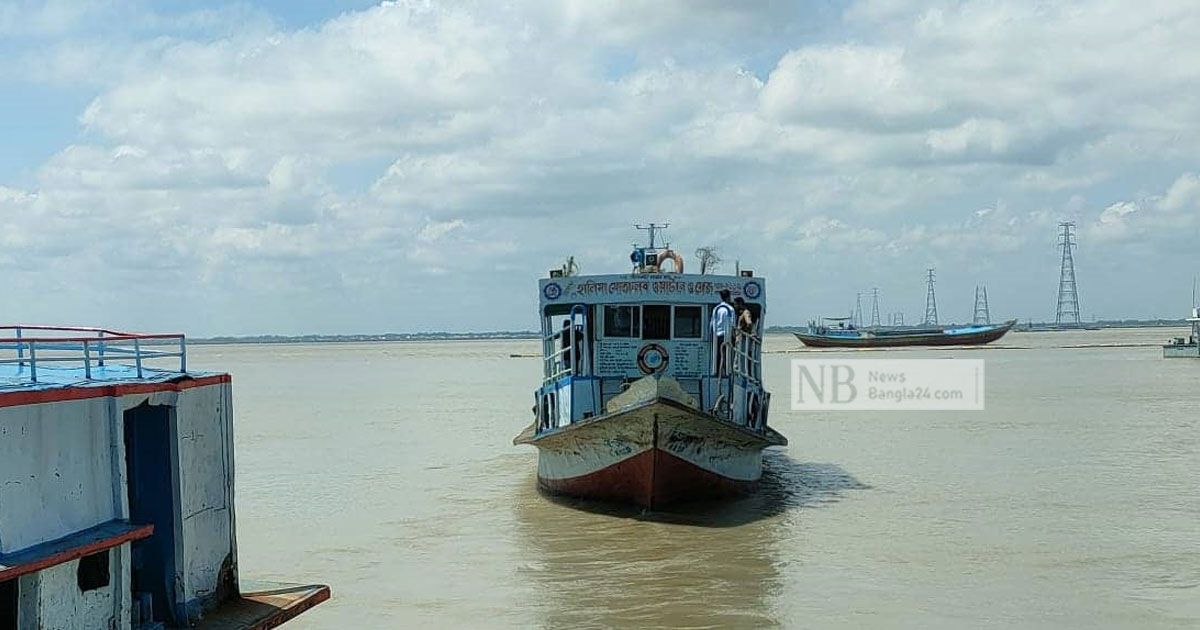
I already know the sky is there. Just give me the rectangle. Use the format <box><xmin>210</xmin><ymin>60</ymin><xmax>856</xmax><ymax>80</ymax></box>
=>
<box><xmin>1</xmin><ymin>0</ymin><xmax>1199</xmax><ymax>336</ymax></box>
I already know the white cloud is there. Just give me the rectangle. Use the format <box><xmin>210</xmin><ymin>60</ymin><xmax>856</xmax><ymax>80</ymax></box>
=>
<box><xmin>0</xmin><ymin>0</ymin><xmax>1199</xmax><ymax>331</ymax></box>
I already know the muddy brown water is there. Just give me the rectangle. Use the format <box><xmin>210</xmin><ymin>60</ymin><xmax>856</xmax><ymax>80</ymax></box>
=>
<box><xmin>187</xmin><ymin>328</ymin><xmax>1200</xmax><ymax>628</ymax></box>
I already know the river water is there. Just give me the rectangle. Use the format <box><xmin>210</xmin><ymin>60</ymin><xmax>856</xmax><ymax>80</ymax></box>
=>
<box><xmin>187</xmin><ymin>328</ymin><xmax>1200</xmax><ymax>629</ymax></box>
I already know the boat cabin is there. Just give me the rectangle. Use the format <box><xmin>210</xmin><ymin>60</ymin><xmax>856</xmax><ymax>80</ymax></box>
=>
<box><xmin>534</xmin><ymin>266</ymin><xmax>769</xmax><ymax>433</ymax></box>
<box><xmin>0</xmin><ymin>325</ymin><xmax>328</xmax><ymax>629</ymax></box>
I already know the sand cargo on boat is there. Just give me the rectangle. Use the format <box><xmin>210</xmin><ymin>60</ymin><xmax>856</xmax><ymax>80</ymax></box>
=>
<box><xmin>0</xmin><ymin>325</ymin><xmax>327</xmax><ymax>629</ymax></box>
<box><xmin>514</xmin><ymin>228</ymin><xmax>787</xmax><ymax>508</ymax></box>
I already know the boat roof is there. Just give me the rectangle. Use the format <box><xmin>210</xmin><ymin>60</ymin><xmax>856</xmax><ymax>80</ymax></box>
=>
<box><xmin>539</xmin><ymin>273</ymin><xmax>765</xmax><ymax>308</ymax></box>
<box><xmin>0</xmin><ymin>324</ymin><xmax>221</xmax><ymax>399</ymax></box>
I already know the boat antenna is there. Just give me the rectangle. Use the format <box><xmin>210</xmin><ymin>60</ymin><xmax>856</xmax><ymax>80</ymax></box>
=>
<box><xmin>634</xmin><ymin>223</ymin><xmax>669</xmax><ymax>250</ymax></box>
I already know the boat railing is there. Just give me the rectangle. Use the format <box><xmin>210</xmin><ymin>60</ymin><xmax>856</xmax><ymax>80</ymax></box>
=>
<box><xmin>542</xmin><ymin>305</ymin><xmax>590</xmax><ymax>386</ymax></box>
<box><xmin>712</xmin><ymin>330</ymin><xmax>763</xmax><ymax>420</ymax></box>
<box><xmin>731</xmin><ymin>332</ymin><xmax>762</xmax><ymax>383</ymax></box>
<box><xmin>0</xmin><ymin>325</ymin><xmax>187</xmax><ymax>383</ymax></box>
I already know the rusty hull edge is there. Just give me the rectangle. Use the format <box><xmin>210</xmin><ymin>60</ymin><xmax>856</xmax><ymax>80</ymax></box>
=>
<box><xmin>537</xmin><ymin>448</ymin><xmax>757</xmax><ymax>509</ymax></box>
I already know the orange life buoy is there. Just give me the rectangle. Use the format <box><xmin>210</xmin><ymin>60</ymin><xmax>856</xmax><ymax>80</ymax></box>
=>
<box><xmin>659</xmin><ymin>249</ymin><xmax>684</xmax><ymax>274</ymax></box>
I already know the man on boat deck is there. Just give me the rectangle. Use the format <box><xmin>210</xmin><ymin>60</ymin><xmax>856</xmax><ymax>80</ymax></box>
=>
<box><xmin>734</xmin><ymin>297</ymin><xmax>755</xmax><ymax>334</ymax></box>
<box><xmin>734</xmin><ymin>297</ymin><xmax>757</xmax><ymax>379</ymax></box>
<box><xmin>560</xmin><ymin>319</ymin><xmax>583</xmax><ymax>374</ymax></box>
<box><xmin>711</xmin><ymin>289</ymin><xmax>736</xmax><ymax>375</ymax></box>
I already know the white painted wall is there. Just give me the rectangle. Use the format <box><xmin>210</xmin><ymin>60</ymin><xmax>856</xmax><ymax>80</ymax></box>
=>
<box><xmin>115</xmin><ymin>383</ymin><xmax>237</xmax><ymax>621</ymax></box>
<box><xmin>0</xmin><ymin>379</ymin><xmax>237</xmax><ymax>627</ymax></box>
<box><xmin>0</xmin><ymin>398</ymin><xmax>117</xmax><ymax>554</ymax></box>
<box><xmin>17</xmin><ymin>542</ymin><xmax>132</xmax><ymax>630</ymax></box>
<box><xmin>172</xmin><ymin>383</ymin><xmax>236</xmax><ymax>620</ymax></box>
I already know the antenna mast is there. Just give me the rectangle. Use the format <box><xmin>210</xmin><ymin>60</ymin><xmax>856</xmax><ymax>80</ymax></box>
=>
<box><xmin>634</xmin><ymin>223</ymin><xmax>669</xmax><ymax>250</ymax></box>
<box><xmin>924</xmin><ymin>268</ymin><xmax>939</xmax><ymax>325</ymax></box>
<box><xmin>1055</xmin><ymin>222</ymin><xmax>1082</xmax><ymax>327</ymax></box>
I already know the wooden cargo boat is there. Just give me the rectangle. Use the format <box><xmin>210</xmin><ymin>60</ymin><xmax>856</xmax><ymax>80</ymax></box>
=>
<box><xmin>795</xmin><ymin>319</ymin><xmax>1017</xmax><ymax>348</ymax></box>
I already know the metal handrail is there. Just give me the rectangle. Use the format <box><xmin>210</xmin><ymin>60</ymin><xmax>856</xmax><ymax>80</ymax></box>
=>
<box><xmin>0</xmin><ymin>325</ymin><xmax>187</xmax><ymax>383</ymax></box>
<box><xmin>542</xmin><ymin>306</ymin><xmax>589</xmax><ymax>386</ymax></box>
<box><xmin>731</xmin><ymin>331</ymin><xmax>762</xmax><ymax>383</ymax></box>
<box><xmin>712</xmin><ymin>329</ymin><xmax>763</xmax><ymax>420</ymax></box>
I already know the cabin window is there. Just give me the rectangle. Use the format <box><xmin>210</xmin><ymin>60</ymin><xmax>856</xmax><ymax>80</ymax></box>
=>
<box><xmin>673</xmin><ymin>306</ymin><xmax>703</xmax><ymax>338</ymax></box>
<box><xmin>78</xmin><ymin>550</ymin><xmax>110</xmax><ymax>592</ymax></box>
<box><xmin>642</xmin><ymin>305</ymin><xmax>671</xmax><ymax>340</ymax></box>
<box><xmin>603</xmin><ymin>305</ymin><xmax>640</xmax><ymax>338</ymax></box>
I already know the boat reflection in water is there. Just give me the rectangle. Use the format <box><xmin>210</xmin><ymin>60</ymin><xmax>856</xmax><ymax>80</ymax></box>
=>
<box><xmin>512</xmin><ymin>451</ymin><xmax>868</xmax><ymax>628</ymax></box>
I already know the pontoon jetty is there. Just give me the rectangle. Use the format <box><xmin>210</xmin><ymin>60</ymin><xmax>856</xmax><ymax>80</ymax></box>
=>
<box><xmin>0</xmin><ymin>325</ymin><xmax>328</xmax><ymax>629</ymax></box>
<box><xmin>513</xmin><ymin>226</ymin><xmax>787</xmax><ymax>509</ymax></box>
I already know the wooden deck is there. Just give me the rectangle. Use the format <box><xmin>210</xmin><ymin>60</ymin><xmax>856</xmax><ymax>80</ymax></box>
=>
<box><xmin>196</xmin><ymin>583</ymin><xmax>330</xmax><ymax>630</ymax></box>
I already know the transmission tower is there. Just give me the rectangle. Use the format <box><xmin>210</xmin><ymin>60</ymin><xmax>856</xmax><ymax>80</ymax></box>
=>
<box><xmin>870</xmin><ymin>288</ymin><xmax>881</xmax><ymax>327</ymax></box>
<box><xmin>923</xmin><ymin>268</ymin><xmax>939</xmax><ymax>325</ymax></box>
<box><xmin>892</xmin><ymin>312</ymin><xmax>905</xmax><ymax>326</ymax></box>
<box><xmin>1055</xmin><ymin>222</ymin><xmax>1082</xmax><ymax>327</ymax></box>
<box><xmin>973</xmin><ymin>285</ymin><xmax>991</xmax><ymax>324</ymax></box>
<box><xmin>854</xmin><ymin>292</ymin><xmax>864</xmax><ymax>327</ymax></box>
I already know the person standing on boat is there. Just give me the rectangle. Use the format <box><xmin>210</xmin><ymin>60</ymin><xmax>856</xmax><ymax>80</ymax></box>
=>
<box><xmin>734</xmin><ymin>297</ymin><xmax>757</xmax><ymax>378</ymax></box>
<box><xmin>734</xmin><ymin>297</ymin><xmax>753</xmax><ymax>376</ymax></box>
<box><xmin>711</xmin><ymin>290</ymin><xmax>736</xmax><ymax>375</ymax></box>
<box><xmin>734</xmin><ymin>297</ymin><xmax>755</xmax><ymax>335</ymax></box>
<box><xmin>560</xmin><ymin>319</ymin><xmax>583</xmax><ymax>374</ymax></box>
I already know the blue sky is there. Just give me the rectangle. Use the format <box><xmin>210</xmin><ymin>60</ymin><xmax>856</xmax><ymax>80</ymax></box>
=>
<box><xmin>2</xmin><ymin>1</ymin><xmax>1199</xmax><ymax>335</ymax></box>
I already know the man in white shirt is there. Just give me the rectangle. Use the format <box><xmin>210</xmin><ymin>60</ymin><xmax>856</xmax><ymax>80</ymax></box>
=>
<box><xmin>710</xmin><ymin>289</ymin><xmax>735</xmax><ymax>375</ymax></box>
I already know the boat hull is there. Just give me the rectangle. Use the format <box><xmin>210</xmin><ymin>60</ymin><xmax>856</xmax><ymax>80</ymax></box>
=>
<box><xmin>795</xmin><ymin>319</ymin><xmax>1017</xmax><ymax>348</ymax></box>
<box><xmin>1163</xmin><ymin>343</ymin><xmax>1200</xmax><ymax>358</ymax></box>
<box><xmin>515</xmin><ymin>398</ymin><xmax>785</xmax><ymax>509</ymax></box>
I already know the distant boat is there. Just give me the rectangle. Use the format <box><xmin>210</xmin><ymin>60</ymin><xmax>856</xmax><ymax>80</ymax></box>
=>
<box><xmin>1163</xmin><ymin>282</ymin><xmax>1199</xmax><ymax>358</ymax></box>
<box><xmin>1016</xmin><ymin>321</ymin><xmax>1101</xmax><ymax>332</ymax></box>
<box><xmin>795</xmin><ymin>319</ymin><xmax>1017</xmax><ymax>348</ymax></box>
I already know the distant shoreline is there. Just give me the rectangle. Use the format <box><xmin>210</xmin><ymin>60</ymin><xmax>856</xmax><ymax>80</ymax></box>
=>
<box><xmin>188</xmin><ymin>320</ymin><xmax>1190</xmax><ymax>344</ymax></box>
<box><xmin>189</xmin><ymin>331</ymin><xmax>541</xmax><ymax>344</ymax></box>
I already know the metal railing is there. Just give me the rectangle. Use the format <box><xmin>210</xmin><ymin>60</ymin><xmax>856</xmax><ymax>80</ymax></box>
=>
<box><xmin>0</xmin><ymin>325</ymin><xmax>187</xmax><ymax>383</ymax></box>
<box><xmin>542</xmin><ymin>305</ymin><xmax>590</xmax><ymax>385</ymax></box>
<box><xmin>731</xmin><ymin>332</ymin><xmax>762</xmax><ymax>383</ymax></box>
<box><xmin>712</xmin><ymin>329</ymin><xmax>763</xmax><ymax>420</ymax></box>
